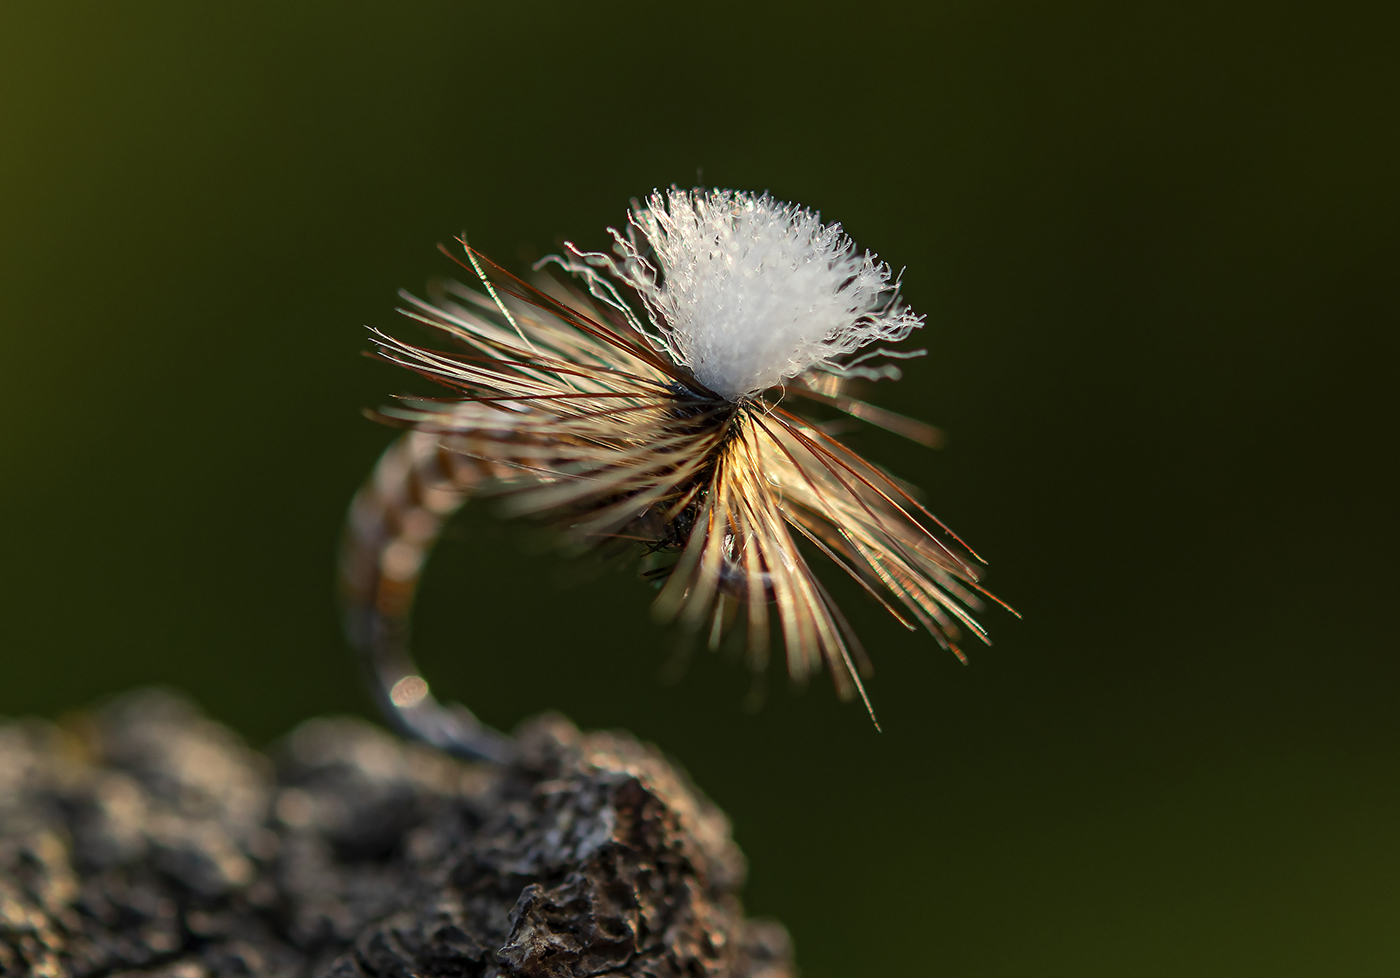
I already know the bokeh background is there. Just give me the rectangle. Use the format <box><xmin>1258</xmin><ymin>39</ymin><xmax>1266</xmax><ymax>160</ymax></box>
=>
<box><xmin>3</xmin><ymin>2</ymin><xmax>1396</xmax><ymax>974</ymax></box>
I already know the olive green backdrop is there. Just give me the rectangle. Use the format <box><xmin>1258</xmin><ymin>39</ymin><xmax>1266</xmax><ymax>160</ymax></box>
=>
<box><xmin>2</xmin><ymin>1</ymin><xmax>1396</xmax><ymax>974</ymax></box>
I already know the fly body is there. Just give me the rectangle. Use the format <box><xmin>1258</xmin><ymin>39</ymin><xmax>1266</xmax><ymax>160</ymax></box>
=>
<box><xmin>340</xmin><ymin>188</ymin><xmax>1008</xmax><ymax>759</ymax></box>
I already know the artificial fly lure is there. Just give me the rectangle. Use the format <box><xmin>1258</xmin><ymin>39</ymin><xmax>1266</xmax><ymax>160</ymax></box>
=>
<box><xmin>339</xmin><ymin>188</ymin><xmax>1008</xmax><ymax>763</ymax></box>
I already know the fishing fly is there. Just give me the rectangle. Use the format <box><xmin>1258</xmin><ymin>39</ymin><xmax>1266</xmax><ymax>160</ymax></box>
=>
<box><xmin>340</xmin><ymin>188</ymin><xmax>1005</xmax><ymax>762</ymax></box>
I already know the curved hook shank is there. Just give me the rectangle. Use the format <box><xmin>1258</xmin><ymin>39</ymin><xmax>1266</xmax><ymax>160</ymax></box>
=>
<box><xmin>339</xmin><ymin>432</ymin><xmax>517</xmax><ymax>764</ymax></box>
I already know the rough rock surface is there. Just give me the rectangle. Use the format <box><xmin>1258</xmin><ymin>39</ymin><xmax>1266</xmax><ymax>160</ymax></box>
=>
<box><xmin>0</xmin><ymin>691</ymin><xmax>793</xmax><ymax>978</ymax></box>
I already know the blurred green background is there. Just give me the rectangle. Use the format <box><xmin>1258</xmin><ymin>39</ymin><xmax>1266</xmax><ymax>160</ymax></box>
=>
<box><xmin>2</xmin><ymin>1</ymin><xmax>1396</xmax><ymax>974</ymax></box>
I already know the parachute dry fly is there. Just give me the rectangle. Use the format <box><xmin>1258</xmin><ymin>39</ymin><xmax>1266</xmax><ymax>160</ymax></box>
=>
<box><xmin>339</xmin><ymin>188</ymin><xmax>1007</xmax><ymax>762</ymax></box>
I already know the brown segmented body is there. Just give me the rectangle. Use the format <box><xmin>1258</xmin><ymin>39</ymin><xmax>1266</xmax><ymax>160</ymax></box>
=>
<box><xmin>339</xmin><ymin>428</ymin><xmax>522</xmax><ymax>762</ymax></box>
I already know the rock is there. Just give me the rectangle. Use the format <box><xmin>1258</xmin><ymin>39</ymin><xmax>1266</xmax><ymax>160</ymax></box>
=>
<box><xmin>0</xmin><ymin>691</ymin><xmax>793</xmax><ymax>978</ymax></box>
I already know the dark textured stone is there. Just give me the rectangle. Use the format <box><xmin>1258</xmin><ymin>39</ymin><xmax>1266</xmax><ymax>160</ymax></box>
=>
<box><xmin>0</xmin><ymin>691</ymin><xmax>793</xmax><ymax>978</ymax></box>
